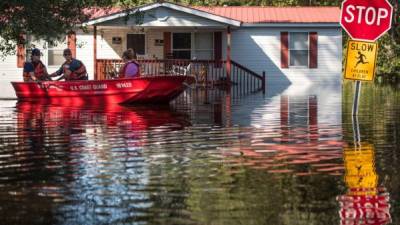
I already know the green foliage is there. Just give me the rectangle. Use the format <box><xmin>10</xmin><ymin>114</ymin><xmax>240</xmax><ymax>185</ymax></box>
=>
<box><xmin>0</xmin><ymin>0</ymin><xmax>115</xmax><ymax>56</ymax></box>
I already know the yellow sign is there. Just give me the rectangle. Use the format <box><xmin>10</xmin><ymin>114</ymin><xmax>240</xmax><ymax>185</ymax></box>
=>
<box><xmin>344</xmin><ymin>40</ymin><xmax>378</xmax><ymax>81</ymax></box>
<box><xmin>344</xmin><ymin>144</ymin><xmax>378</xmax><ymax>195</ymax></box>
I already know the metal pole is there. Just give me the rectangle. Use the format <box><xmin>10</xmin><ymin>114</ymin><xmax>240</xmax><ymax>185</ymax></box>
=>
<box><xmin>352</xmin><ymin>81</ymin><xmax>362</xmax><ymax>116</ymax></box>
<box><xmin>352</xmin><ymin>114</ymin><xmax>361</xmax><ymax>147</ymax></box>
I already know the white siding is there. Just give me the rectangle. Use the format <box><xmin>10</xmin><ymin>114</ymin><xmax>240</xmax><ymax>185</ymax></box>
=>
<box><xmin>146</xmin><ymin>30</ymin><xmax>164</xmax><ymax>59</ymax></box>
<box><xmin>97</xmin><ymin>29</ymin><xmax>124</xmax><ymax>59</ymax></box>
<box><xmin>96</xmin><ymin>29</ymin><xmax>164</xmax><ymax>59</ymax></box>
<box><xmin>229</xmin><ymin>27</ymin><xmax>342</xmax><ymax>93</ymax></box>
<box><xmin>76</xmin><ymin>31</ymin><xmax>95</xmax><ymax>80</ymax></box>
<box><xmin>0</xmin><ymin>53</ymin><xmax>22</xmax><ymax>98</ymax></box>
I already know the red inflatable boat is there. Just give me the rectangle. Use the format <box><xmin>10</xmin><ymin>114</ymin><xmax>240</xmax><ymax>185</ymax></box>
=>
<box><xmin>11</xmin><ymin>76</ymin><xmax>194</xmax><ymax>105</ymax></box>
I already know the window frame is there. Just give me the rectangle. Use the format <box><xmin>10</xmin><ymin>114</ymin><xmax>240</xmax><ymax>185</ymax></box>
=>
<box><xmin>193</xmin><ymin>32</ymin><xmax>214</xmax><ymax>60</ymax></box>
<box><xmin>288</xmin><ymin>32</ymin><xmax>310</xmax><ymax>68</ymax></box>
<box><xmin>170</xmin><ymin>32</ymin><xmax>215</xmax><ymax>60</ymax></box>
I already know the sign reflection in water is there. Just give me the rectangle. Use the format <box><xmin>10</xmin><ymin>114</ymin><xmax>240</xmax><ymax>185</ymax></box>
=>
<box><xmin>337</xmin><ymin>143</ymin><xmax>391</xmax><ymax>225</ymax></box>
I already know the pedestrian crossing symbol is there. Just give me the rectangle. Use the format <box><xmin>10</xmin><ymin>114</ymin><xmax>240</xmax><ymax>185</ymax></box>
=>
<box><xmin>344</xmin><ymin>40</ymin><xmax>378</xmax><ymax>81</ymax></box>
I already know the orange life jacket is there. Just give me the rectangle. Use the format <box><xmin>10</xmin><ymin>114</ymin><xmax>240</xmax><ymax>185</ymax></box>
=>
<box><xmin>23</xmin><ymin>61</ymin><xmax>46</xmax><ymax>82</ymax></box>
<box><xmin>119</xmin><ymin>61</ymin><xmax>140</xmax><ymax>78</ymax></box>
<box><xmin>63</xmin><ymin>59</ymin><xmax>87</xmax><ymax>80</ymax></box>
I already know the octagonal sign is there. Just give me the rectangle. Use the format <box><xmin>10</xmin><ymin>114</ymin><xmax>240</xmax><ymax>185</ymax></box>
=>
<box><xmin>340</xmin><ymin>0</ymin><xmax>393</xmax><ymax>42</ymax></box>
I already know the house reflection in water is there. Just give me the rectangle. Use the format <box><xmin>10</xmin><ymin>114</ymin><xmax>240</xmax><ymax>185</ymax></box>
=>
<box><xmin>219</xmin><ymin>94</ymin><xmax>345</xmax><ymax>176</ymax></box>
<box><xmin>337</xmin><ymin>143</ymin><xmax>391</xmax><ymax>225</ymax></box>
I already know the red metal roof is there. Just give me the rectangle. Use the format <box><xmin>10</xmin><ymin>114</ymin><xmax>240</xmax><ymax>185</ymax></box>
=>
<box><xmin>86</xmin><ymin>5</ymin><xmax>340</xmax><ymax>24</ymax></box>
<box><xmin>194</xmin><ymin>6</ymin><xmax>340</xmax><ymax>23</ymax></box>
<box><xmin>84</xmin><ymin>7</ymin><xmax>123</xmax><ymax>20</ymax></box>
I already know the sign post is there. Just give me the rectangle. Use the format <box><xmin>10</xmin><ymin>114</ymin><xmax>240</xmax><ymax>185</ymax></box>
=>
<box><xmin>340</xmin><ymin>0</ymin><xmax>393</xmax><ymax>116</ymax></box>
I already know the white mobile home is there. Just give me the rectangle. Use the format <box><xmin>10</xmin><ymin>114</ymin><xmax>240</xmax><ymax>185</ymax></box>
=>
<box><xmin>0</xmin><ymin>2</ymin><xmax>342</xmax><ymax>98</ymax></box>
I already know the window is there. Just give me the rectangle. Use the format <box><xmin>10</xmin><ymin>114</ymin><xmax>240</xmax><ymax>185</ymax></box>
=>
<box><xmin>194</xmin><ymin>32</ymin><xmax>213</xmax><ymax>60</ymax></box>
<box><xmin>172</xmin><ymin>33</ymin><xmax>191</xmax><ymax>59</ymax></box>
<box><xmin>289</xmin><ymin>32</ymin><xmax>309</xmax><ymax>67</ymax></box>
<box><xmin>48</xmin><ymin>40</ymin><xmax>67</xmax><ymax>66</ymax></box>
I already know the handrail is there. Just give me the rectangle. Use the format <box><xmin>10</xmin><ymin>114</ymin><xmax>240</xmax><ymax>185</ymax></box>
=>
<box><xmin>231</xmin><ymin>60</ymin><xmax>263</xmax><ymax>80</ymax></box>
<box><xmin>96</xmin><ymin>59</ymin><xmax>265</xmax><ymax>94</ymax></box>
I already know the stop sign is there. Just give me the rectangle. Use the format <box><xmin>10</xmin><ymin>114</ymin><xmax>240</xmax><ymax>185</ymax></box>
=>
<box><xmin>340</xmin><ymin>0</ymin><xmax>393</xmax><ymax>41</ymax></box>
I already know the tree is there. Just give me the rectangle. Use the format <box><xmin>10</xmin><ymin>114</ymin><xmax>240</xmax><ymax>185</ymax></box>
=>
<box><xmin>0</xmin><ymin>0</ymin><xmax>115</xmax><ymax>56</ymax></box>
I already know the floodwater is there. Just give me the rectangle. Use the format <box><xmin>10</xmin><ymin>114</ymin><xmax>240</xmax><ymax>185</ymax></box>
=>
<box><xmin>0</xmin><ymin>82</ymin><xmax>398</xmax><ymax>225</ymax></box>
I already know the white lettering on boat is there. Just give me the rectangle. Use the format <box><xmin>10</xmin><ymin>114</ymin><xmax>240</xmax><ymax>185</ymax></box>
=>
<box><xmin>79</xmin><ymin>85</ymin><xmax>91</xmax><ymax>90</ymax></box>
<box><xmin>116</xmin><ymin>82</ymin><xmax>132</xmax><ymax>89</ymax></box>
<box><xmin>92</xmin><ymin>84</ymin><xmax>107</xmax><ymax>90</ymax></box>
<box><xmin>69</xmin><ymin>83</ymin><xmax>108</xmax><ymax>91</ymax></box>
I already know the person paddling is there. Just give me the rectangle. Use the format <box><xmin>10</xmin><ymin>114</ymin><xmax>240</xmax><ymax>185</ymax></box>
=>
<box><xmin>119</xmin><ymin>49</ymin><xmax>140</xmax><ymax>78</ymax></box>
<box><xmin>50</xmin><ymin>48</ymin><xmax>88</xmax><ymax>81</ymax></box>
<box><xmin>22</xmin><ymin>48</ymin><xmax>49</xmax><ymax>82</ymax></box>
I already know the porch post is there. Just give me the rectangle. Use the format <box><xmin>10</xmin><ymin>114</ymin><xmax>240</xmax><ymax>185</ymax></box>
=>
<box><xmin>226</xmin><ymin>26</ymin><xmax>231</xmax><ymax>82</ymax></box>
<box><xmin>93</xmin><ymin>26</ymin><xmax>97</xmax><ymax>80</ymax></box>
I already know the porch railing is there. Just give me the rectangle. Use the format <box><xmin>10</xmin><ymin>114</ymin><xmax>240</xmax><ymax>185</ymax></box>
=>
<box><xmin>96</xmin><ymin>59</ymin><xmax>265</xmax><ymax>94</ymax></box>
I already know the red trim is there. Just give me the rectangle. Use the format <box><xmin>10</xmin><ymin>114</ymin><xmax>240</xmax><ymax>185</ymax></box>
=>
<box><xmin>214</xmin><ymin>32</ymin><xmax>222</xmax><ymax>67</ymax></box>
<box><xmin>17</xmin><ymin>34</ymin><xmax>26</xmax><ymax>68</ymax></box>
<box><xmin>308</xmin><ymin>95</ymin><xmax>318</xmax><ymax>141</ymax></box>
<box><xmin>163</xmin><ymin>32</ymin><xmax>171</xmax><ymax>59</ymax></box>
<box><xmin>67</xmin><ymin>31</ymin><xmax>77</xmax><ymax>58</ymax></box>
<box><xmin>280</xmin><ymin>95</ymin><xmax>289</xmax><ymax>142</ymax></box>
<box><xmin>309</xmin><ymin>32</ymin><xmax>318</xmax><ymax>68</ymax></box>
<box><xmin>281</xmin><ymin>32</ymin><xmax>289</xmax><ymax>69</ymax></box>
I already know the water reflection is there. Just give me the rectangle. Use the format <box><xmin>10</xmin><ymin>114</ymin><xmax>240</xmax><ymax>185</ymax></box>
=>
<box><xmin>0</xmin><ymin>83</ymin><xmax>399</xmax><ymax>225</ymax></box>
<box><xmin>337</xmin><ymin>143</ymin><xmax>391</xmax><ymax>225</ymax></box>
<box><xmin>2</xmin><ymin>102</ymin><xmax>190</xmax><ymax>224</ymax></box>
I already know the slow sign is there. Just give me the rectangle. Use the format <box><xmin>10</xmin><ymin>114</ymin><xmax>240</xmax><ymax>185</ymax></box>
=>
<box><xmin>340</xmin><ymin>0</ymin><xmax>393</xmax><ymax>41</ymax></box>
<box><xmin>344</xmin><ymin>40</ymin><xmax>378</xmax><ymax>81</ymax></box>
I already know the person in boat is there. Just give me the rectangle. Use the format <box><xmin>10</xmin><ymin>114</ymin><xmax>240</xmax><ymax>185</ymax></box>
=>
<box><xmin>49</xmin><ymin>48</ymin><xmax>88</xmax><ymax>81</ymax></box>
<box><xmin>118</xmin><ymin>48</ymin><xmax>140</xmax><ymax>78</ymax></box>
<box><xmin>22</xmin><ymin>48</ymin><xmax>50</xmax><ymax>82</ymax></box>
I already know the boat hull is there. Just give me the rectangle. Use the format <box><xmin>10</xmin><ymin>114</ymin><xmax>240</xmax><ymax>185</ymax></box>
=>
<box><xmin>11</xmin><ymin>76</ymin><xmax>194</xmax><ymax>105</ymax></box>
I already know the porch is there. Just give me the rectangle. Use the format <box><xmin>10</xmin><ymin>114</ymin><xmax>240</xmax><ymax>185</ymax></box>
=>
<box><xmin>85</xmin><ymin>2</ymin><xmax>265</xmax><ymax>93</ymax></box>
<box><xmin>96</xmin><ymin>58</ymin><xmax>265</xmax><ymax>94</ymax></box>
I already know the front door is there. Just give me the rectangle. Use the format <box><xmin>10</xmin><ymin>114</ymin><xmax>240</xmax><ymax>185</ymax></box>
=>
<box><xmin>172</xmin><ymin>33</ymin><xmax>191</xmax><ymax>59</ymax></box>
<box><xmin>127</xmin><ymin>34</ymin><xmax>145</xmax><ymax>55</ymax></box>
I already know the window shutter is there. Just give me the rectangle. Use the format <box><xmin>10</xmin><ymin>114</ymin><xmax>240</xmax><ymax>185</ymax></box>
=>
<box><xmin>67</xmin><ymin>31</ymin><xmax>77</xmax><ymax>58</ymax></box>
<box><xmin>309</xmin><ymin>32</ymin><xmax>318</xmax><ymax>68</ymax></box>
<box><xmin>308</xmin><ymin>95</ymin><xmax>318</xmax><ymax>141</ymax></box>
<box><xmin>17</xmin><ymin>34</ymin><xmax>26</xmax><ymax>68</ymax></box>
<box><xmin>281</xmin><ymin>32</ymin><xmax>289</xmax><ymax>68</ymax></box>
<box><xmin>163</xmin><ymin>32</ymin><xmax>171</xmax><ymax>59</ymax></box>
<box><xmin>213</xmin><ymin>32</ymin><xmax>222</xmax><ymax>67</ymax></box>
<box><xmin>308</xmin><ymin>95</ymin><xmax>318</xmax><ymax>126</ymax></box>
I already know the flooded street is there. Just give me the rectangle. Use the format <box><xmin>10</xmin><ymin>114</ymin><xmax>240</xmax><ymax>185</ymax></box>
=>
<box><xmin>0</xmin><ymin>83</ymin><xmax>399</xmax><ymax>225</ymax></box>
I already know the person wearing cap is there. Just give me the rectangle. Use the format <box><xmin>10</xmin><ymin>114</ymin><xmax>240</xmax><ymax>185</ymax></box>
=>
<box><xmin>22</xmin><ymin>48</ymin><xmax>49</xmax><ymax>82</ymax></box>
<box><xmin>49</xmin><ymin>48</ymin><xmax>88</xmax><ymax>81</ymax></box>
